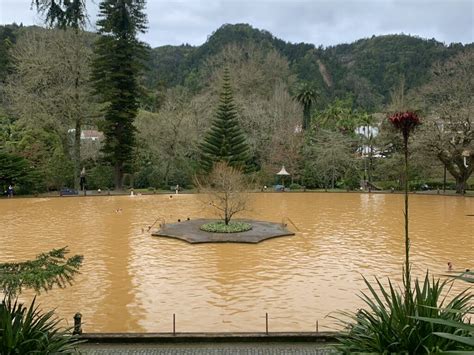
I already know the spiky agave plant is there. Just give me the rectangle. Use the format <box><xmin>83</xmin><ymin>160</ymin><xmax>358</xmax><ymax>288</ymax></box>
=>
<box><xmin>0</xmin><ymin>296</ymin><xmax>83</xmax><ymax>354</ymax></box>
<box><xmin>335</xmin><ymin>273</ymin><xmax>473</xmax><ymax>353</ymax></box>
<box><xmin>414</xmin><ymin>270</ymin><xmax>474</xmax><ymax>351</ymax></box>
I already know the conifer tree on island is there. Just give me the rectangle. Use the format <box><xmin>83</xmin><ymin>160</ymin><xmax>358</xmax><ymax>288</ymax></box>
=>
<box><xmin>200</xmin><ymin>68</ymin><xmax>250</xmax><ymax>172</ymax></box>
<box><xmin>91</xmin><ymin>0</ymin><xmax>148</xmax><ymax>189</ymax></box>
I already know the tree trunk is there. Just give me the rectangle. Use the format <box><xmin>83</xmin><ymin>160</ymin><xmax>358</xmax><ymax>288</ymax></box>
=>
<box><xmin>438</xmin><ymin>153</ymin><xmax>473</xmax><ymax>194</ymax></box>
<box><xmin>303</xmin><ymin>105</ymin><xmax>310</xmax><ymax>130</ymax></box>
<box><xmin>331</xmin><ymin>167</ymin><xmax>335</xmax><ymax>189</ymax></box>
<box><xmin>443</xmin><ymin>165</ymin><xmax>447</xmax><ymax>192</ymax></box>
<box><xmin>114</xmin><ymin>162</ymin><xmax>123</xmax><ymax>190</ymax></box>
<box><xmin>72</xmin><ymin>32</ymin><xmax>82</xmax><ymax>191</ymax></box>
<box><xmin>73</xmin><ymin>119</ymin><xmax>81</xmax><ymax>190</ymax></box>
<box><xmin>403</xmin><ymin>138</ymin><xmax>411</xmax><ymax>305</ymax></box>
<box><xmin>368</xmin><ymin>141</ymin><xmax>373</xmax><ymax>184</ymax></box>
<box><xmin>163</xmin><ymin>160</ymin><xmax>171</xmax><ymax>188</ymax></box>
<box><xmin>455</xmin><ymin>177</ymin><xmax>467</xmax><ymax>194</ymax></box>
<box><xmin>224</xmin><ymin>197</ymin><xmax>229</xmax><ymax>225</ymax></box>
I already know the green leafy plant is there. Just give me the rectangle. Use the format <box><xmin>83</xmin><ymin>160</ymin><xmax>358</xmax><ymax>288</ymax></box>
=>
<box><xmin>0</xmin><ymin>247</ymin><xmax>83</xmax><ymax>297</ymax></box>
<box><xmin>413</xmin><ymin>271</ymin><xmax>474</xmax><ymax>352</ymax></box>
<box><xmin>200</xmin><ymin>221</ymin><xmax>252</xmax><ymax>233</ymax></box>
<box><xmin>335</xmin><ymin>273</ymin><xmax>473</xmax><ymax>353</ymax></box>
<box><xmin>414</xmin><ymin>316</ymin><xmax>474</xmax><ymax>351</ymax></box>
<box><xmin>445</xmin><ymin>270</ymin><xmax>474</xmax><ymax>284</ymax></box>
<box><xmin>0</xmin><ymin>296</ymin><xmax>82</xmax><ymax>354</ymax></box>
<box><xmin>0</xmin><ymin>247</ymin><xmax>83</xmax><ymax>353</ymax></box>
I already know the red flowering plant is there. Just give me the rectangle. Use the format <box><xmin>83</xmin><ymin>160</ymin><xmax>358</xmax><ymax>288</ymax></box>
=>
<box><xmin>389</xmin><ymin>111</ymin><xmax>421</xmax><ymax>141</ymax></box>
<box><xmin>388</xmin><ymin>111</ymin><xmax>421</xmax><ymax>305</ymax></box>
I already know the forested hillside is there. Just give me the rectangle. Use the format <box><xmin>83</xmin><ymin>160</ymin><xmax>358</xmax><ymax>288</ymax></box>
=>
<box><xmin>147</xmin><ymin>23</ymin><xmax>468</xmax><ymax>109</ymax></box>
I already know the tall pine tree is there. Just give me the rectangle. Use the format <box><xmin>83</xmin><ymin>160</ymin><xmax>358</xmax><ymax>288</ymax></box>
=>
<box><xmin>91</xmin><ymin>0</ymin><xmax>147</xmax><ymax>189</ymax></box>
<box><xmin>200</xmin><ymin>69</ymin><xmax>250</xmax><ymax>172</ymax></box>
<box><xmin>32</xmin><ymin>0</ymin><xmax>87</xmax><ymax>29</ymax></box>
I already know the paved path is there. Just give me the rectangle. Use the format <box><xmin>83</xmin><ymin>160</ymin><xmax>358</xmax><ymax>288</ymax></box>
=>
<box><xmin>79</xmin><ymin>342</ymin><xmax>338</xmax><ymax>354</ymax></box>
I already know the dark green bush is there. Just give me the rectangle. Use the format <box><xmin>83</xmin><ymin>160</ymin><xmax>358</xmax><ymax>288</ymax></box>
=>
<box><xmin>342</xmin><ymin>167</ymin><xmax>361</xmax><ymax>190</ymax></box>
<box><xmin>200</xmin><ymin>221</ymin><xmax>252</xmax><ymax>233</ymax></box>
<box><xmin>423</xmin><ymin>180</ymin><xmax>458</xmax><ymax>190</ymax></box>
<box><xmin>289</xmin><ymin>183</ymin><xmax>301</xmax><ymax>190</ymax></box>
<box><xmin>375</xmin><ymin>180</ymin><xmax>400</xmax><ymax>190</ymax></box>
<box><xmin>87</xmin><ymin>164</ymin><xmax>114</xmax><ymax>190</ymax></box>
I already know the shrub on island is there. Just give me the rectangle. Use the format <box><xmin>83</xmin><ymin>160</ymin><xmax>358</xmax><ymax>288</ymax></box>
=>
<box><xmin>200</xmin><ymin>221</ymin><xmax>252</xmax><ymax>233</ymax></box>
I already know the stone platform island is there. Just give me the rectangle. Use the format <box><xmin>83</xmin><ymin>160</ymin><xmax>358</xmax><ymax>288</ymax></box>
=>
<box><xmin>152</xmin><ymin>219</ymin><xmax>295</xmax><ymax>244</ymax></box>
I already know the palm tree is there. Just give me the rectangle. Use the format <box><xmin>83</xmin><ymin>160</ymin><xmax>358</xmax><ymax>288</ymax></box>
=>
<box><xmin>294</xmin><ymin>83</ymin><xmax>317</xmax><ymax>130</ymax></box>
<box><xmin>358</xmin><ymin>112</ymin><xmax>375</xmax><ymax>184</ymax></box>
<box><xmin>317</xmin><ymin>98</ymin><xmax>356</xmax><ymax>133</ymax></box>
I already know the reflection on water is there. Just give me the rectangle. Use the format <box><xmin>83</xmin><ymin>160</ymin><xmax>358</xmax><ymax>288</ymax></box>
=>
<box><xmin>0</xmin><ymin>193</ymin><xmax>472</xmax><ymax>332</ymax></box>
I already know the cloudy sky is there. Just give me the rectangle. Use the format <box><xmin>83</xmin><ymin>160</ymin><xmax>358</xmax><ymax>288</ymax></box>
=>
<box><xmin>1</xmin><ymin>0</ymin><xmax>472</xmax><ymax>48</ymax></box>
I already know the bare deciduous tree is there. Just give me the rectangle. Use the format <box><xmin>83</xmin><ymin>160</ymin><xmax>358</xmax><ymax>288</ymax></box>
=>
<box><xmin>304</xmin><ymin>129</ymin><xmax>356</xmax><ymax>189</ymax></box>
<box><xmin>135</xmin><ymin>87</ymin><xmax>196</xmax><ymax>187</ymax></box>
<box><xmin>5</xmin><ymin>28</ymin><xmax>96</xmax><ymax>189</ymax></box>
<box><xmin>417</xmin><ymin>50</ymin><xmax>474</xmax><ymax>193</ymax></box>
<box><xmin>195</xmin><ymin>162</ymin><xmax>250</xmax><ymax>225</ymax></box>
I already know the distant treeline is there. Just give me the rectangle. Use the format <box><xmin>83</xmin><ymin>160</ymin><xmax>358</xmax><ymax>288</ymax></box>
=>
<box><xmin>0</xmin><ymin>23</ymin><xmax>472</xmax><ymax>194</ymax></box>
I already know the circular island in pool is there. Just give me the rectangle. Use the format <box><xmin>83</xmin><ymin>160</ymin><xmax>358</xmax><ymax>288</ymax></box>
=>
<box><xmin>152</xmin><ymin>218</ymin><xmax>295</xmax><ymax>244</ymax></box>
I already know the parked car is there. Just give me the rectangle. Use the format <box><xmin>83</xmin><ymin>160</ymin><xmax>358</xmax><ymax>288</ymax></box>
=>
<box><xmin>60</xmin><ymin>188</ymin><xmax>78</xmax><ymax>196</ymax></box>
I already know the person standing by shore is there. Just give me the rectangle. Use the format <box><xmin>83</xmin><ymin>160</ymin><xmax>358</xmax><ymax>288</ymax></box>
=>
<box><xmin>80</xmin><ymin>168</ymin><xmax>86</xmax><ymax>191</ymax></box>
<box><xmin>7</xmin><ymin>184</ymin><xmax>13</xmax><ymax>198</ymax></box>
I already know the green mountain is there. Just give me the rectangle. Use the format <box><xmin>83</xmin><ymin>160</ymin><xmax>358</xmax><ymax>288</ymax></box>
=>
<box><xmin>1</xmin><ymin>22</ymin><xmax>471</xmax><ymax>111</ymax></box>
<box><xmin>148</xmin><ymin>23</ymin><xmax>470</xmax><ymax>110</ymax></box>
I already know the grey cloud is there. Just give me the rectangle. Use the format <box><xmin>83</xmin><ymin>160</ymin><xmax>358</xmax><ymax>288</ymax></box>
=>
<box><xmin>1</xmin><ymin>0</ymin><xmax>472</xmax><ymax>47</ymax></box>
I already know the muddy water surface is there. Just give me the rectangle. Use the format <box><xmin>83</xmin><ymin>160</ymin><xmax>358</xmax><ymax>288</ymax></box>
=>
<box><xmin>0</xmin><ymin>193</ymin><xmax>472</xmax><ymax>332</ymax></box>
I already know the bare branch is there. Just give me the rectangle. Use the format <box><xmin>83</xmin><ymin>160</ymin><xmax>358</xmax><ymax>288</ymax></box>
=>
<box><xmin>195</xmin><ymin>162</ymin><xmax>251</xmax><ymax>225</ymax></box>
